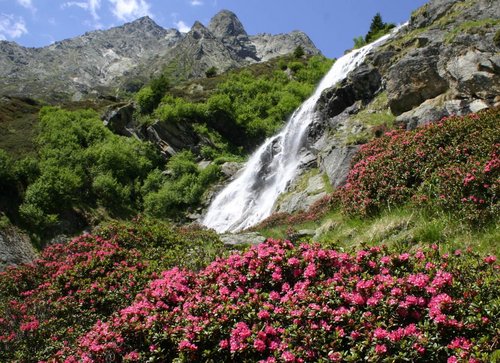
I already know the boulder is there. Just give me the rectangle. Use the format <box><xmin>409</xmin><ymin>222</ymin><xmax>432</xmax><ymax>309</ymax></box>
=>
<box><xmin>319</xmin><ymin>146</ymin><xmax>360</xmax><ymax>188</ymax></box>
<box><xmin>274</xmin><ymin>173</ymin><xmax>327</xmax><ymax>214</ymax></box>
<box><xmin>446</xmin><ymin>50</ymin><xmax>500</xmax><ymax>100</ymax></box>
<box><xmin>318</xmin><ymin>63</ymin><xmax>382</xmax><ymax>119</ymax></box>
<box><xmin>220</xmin><ymin>232</ymin><xmax>266</xmax><ymax>246</ymax></box>
<box><xmin>220</xmin><ymin>161</ymin><xmax>244</xmax><ymax>179</ymax></box>
<box><xmin>397</xmin><ymin>97</ymin><xmax>492</xmax><ymax>129</ymax></box>
<box><xmin>102</xmin><ymin>102</ymin><xmax>136</xmax><ymax>136</ymax></box>
<box><xmin>0</xmin><ymin>228</ymin><xmax>37</xmax><ymax>271</ymax></box>
<box><xmin>386</xmin><ymin>45</ymin><xmax>448</xmax><ymax>115</ymax></box>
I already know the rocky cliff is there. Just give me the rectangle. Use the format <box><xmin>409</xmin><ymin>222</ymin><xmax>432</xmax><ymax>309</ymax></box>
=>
<box><xmin>273</xmin><ymin>0</ymin><xmax>499</xmax><ymax>214</ymax></box>
<box><xmin>0</xmin><ymin>10</ymin><xmax>319</xmax><ymax>101</ymax></box>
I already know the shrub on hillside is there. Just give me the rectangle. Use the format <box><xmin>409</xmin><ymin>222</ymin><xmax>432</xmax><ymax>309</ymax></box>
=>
<box><xmin>339</xmin><ymin>110</ymin><xmax>499</xmax><ymax>224</ymax></box>
<box><xmin>18</xmin><ymin>108</ymin><xmax>162</xmax><ymax>231</ymax></box>
<box><xmin>143</xmin><ymin>151</ymin><xmax>221</xmax><ymax>218</ymax></box>
<box><xmin>34</xmin><ymin>239</ymin><xmax>498</xmax><ymax>362</ymax></box>
<box><xmin>0</xmin><ymin>217</ymin><xmax>224</xmax><ymax>362</ymax></box>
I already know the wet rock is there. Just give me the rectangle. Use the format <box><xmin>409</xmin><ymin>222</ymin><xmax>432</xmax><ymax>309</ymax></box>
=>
<box><xmin>220</xmin><ymin>162</ymin><xmax>244</xmax><ymax>179</ymax></box>
<box><xmin>318</xmin><ymin>63</ymin><xmax>382</xmax><ymax>119</ymax></box>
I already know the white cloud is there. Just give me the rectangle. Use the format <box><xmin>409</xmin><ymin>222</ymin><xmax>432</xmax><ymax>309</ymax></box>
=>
<box><xmin>62</xmin><ymin>0</ymin><xmax>101</xmax><ymax>21</ymax></box>
<box><xmin>16</xmin><ymin>0</ymin><xmax>36</xmax><ymax>13</ymax></box>
<box><xmin>108</xmin><ymin>0</ymin><xmax>151</xmax><ymax>21</ymax></box>
<box><xmin>174</xmin><ymin>20</ymin><xmax>191</xmax><ymax>33</ymax></box>
<box><xmin>190</xmin><ymin>0</ymin><xmax>203</xmax><ymax>6</ymax></box>
<box><xmin>0</xmin><ymin>14</ymin><xmax>28</xmax><ymax>40</ymax></box>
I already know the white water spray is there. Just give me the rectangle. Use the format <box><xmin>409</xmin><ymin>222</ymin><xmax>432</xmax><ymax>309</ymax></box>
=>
<box><xmin>203</xmin><ymin>29</ymin><xmax>402</xmax><ymax>233</ymax></box>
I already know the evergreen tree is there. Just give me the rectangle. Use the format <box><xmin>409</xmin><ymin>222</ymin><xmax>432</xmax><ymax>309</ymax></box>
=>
<box><xmin>365</xmin><ymin>12</ymin><xmax>395</xmax><ymax>43</ymax></box>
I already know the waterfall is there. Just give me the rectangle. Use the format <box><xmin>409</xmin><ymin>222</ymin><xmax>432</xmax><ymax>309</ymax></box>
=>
<box><xmin>203</xmin><ymin>29</ymin><xmax>401</xmax><ymax>233</ymax></box>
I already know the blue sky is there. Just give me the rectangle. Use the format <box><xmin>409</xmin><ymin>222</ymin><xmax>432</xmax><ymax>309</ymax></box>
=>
<box><xmin>0</xmin><ymin>0</ymin><xmax>428</xmax><ymax>58</ymax></box>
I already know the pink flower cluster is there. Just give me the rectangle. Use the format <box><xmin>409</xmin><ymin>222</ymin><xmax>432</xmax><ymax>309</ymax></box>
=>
<box><xmin>59</xmin><ymin>239</ymin><xmax>498</xmax><ymax>362</ymax></box>
<box><xmin>338</xmin><ymin>110</ymin><xmax>499</xmax><ymax>224</ymax></box>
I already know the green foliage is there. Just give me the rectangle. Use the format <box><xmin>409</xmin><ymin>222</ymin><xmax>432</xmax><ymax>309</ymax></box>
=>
<box><xmin>154</xmin><ymin>95</ymin><xmax>206</xmax><ymax>123</ymax></box>
<box><xmin>18</xmin><ymin>107</ymin><xmax>162</xmax><ymax>234</ymax></box>
<box><xmin>444</xmin><ymin>18</ymin><xmax>500</xmax><ymax>43</ymax></box>
<box><xmin>143</xmin><ymin>151</ymin><xmax>221</xmax><ymax>218</ymax></box>
<box><xmin>0</xmin><ymin>149</ymin><xmax>15</xmax><ymax>189</ymax></box>
<box><xmin>365</xmin><ymin>12</ymin><xmax>395</xmax><ymax>43</ymax></box>
<box><xmin>144</xmin><ymin>55</ymin><xmax>333</xmax><ymax>151</ymax></box>
<box><xmin>293</xmin><ymin>45</ymin><xmax>305</xmax><ymax>58</ymax></box>
<box><xmin>205</xmin><ymin>66</ymin><xmax>218</xmax><ymax>78</ymax></box>
<box><xmin>135</xmin><ymin>86</ymin><xmax>155</xmax><ymax>114</ymax></box>
<box><xmin>92</xmin><ymin>173</ymin><xmax>131</xmax><ymax>209</ymax></box>
<box><xmin>135</xmin><ymin>73</ymin><xmax>170</xmax><ymax>114</ymax></box>
<box><xmin>353</xmin><ymin>12</ymin><xmax>395</xmax><ymax>48</ymax></box>
<box><xmin>353</xmin><ymin>36</ymin><xmax>367</xmax><ymax>49</ymax></box>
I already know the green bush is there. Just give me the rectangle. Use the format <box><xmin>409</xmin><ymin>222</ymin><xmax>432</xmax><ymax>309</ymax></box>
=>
<box><xmin>293</xmin><ymin>45</ymin><xmax>305</xmax><ymax>58</ymax></box>
<box><xmin>18</xmin><ymin>108</ymin><xmax>162</xmax><ymax>234</ymax></box>
<box><xmin>0</xmin><ymin>149</ymin><xmax>14</xmax><ymax>187</ymax></box>
<box><xmin>135</xmin><ymin>86</ymin><xmax>155</xmax><ymax>114</ymax></box>
<box><xmin>205</xmin><ymin>66</ymin><xmax>218</xmax><ymax>78</ymax></box>
<box><xmin>92</xmin><ymin>173</ymin><xmax>131</xmax><ymax>209</ymax></box>
<box><xmin>143</xmin><ymin>151</ymin><xmax>221</xmax><ymax>218</ymax></box>
<box><xmin>135</xmin><ymin>74</ymin><xmax>170</xmax><ymax>114</ymax></box>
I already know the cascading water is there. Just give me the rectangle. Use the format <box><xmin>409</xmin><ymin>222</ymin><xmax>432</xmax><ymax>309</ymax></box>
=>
<box><xmin>203</xmin><ymin>28</ymin><xmax>402</xmax><ymax>233</ymax></box>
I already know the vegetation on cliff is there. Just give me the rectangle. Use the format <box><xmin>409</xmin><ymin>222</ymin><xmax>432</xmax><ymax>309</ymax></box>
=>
<box><xmin>0</xmin><ymin>54</ymin><xmax>333</xmax><ymax>241</ymax></box>
<box><xmin>0</xmin><ymin>109</ymin><xmax>498</xmax><ymax>362</ymax></box>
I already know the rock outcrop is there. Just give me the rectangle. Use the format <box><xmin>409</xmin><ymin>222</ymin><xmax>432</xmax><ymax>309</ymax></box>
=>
<box><xmin>0</xmin><ymin>10</ymin><xmax>320</xmax><ymax>101</ymax></box>
<box><xmin>272</xmin><ymin>0</ymin><xmax>499</xmax><ymax>214</ymax></box>
<box><xmin>0</xmin><ymin>227</ymin><xmax>37</xmax><ymax>271</ymax></box>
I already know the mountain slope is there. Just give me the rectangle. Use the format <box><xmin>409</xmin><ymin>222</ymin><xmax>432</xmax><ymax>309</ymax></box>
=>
<box><xmin>0</xmin><ymin>11</ymin><xmax>319</xmax><ymax>101</ymax></box>
<box><xmin>270</xmin><ymin>0</ymin><xmax>500</xmax><ymax>216</ymax></box>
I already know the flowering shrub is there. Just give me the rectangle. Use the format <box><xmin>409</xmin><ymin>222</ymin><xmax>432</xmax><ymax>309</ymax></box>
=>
<box><xmin>339</xmin><ymin>110</ymin><xmax>499</xmax><ymax>224</ymax></box>
<box><xmin>19</xmin><ymin>239</ymin><xmax>492</xmax><ymax>362</ymax></box>
<box><xmin>0</xmin><ymin>217</ymin><xmax>225</xmax><ymax>362</ymax></box>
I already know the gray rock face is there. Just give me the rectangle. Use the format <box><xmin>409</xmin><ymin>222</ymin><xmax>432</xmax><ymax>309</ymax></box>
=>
<box><xmin>0</xmin><ymin>16</ymin><xmax>181</xmax><ymax>99</ymax></box>
<box><xmin>297</xmin><ymin>0</ymin><xmax>499</xmax><ymax>202</ymax></box>
<box><xmin>250</xmin><ymin>31</ymin><xmax>320</xmax><ymax>61</ymax></box>
<box><xmin>220</xmin><ymin>232</ymin><xmax>266</xmax><ymax>246</ymax></box>
<box><xmin>319</xmin><ymin>146</ymin><xmax>360</xmax><ymax>188</ymax></box>
<box><xmin>102</xmin><ymin>102</ymin><xmax>136</xmax><ymax>137</ymax></box>
<box><xmin>0</xmin><ymin>228</ymin><xmax>37</xmax><ymax>271</ymax></box>
<box><xmin>273</xmin><ymin>172</ymin><xmax>327</xmax><ymax>214</ymax></box>
<box><xmin>317</xmin><ymin>63</ymin><xmax>382</xmax><ymax>118</ymax></box>
<box><xmin>208</xmin><ymin>10</ymin><xmax>258</xmax><ymax>61</ymax></box>
<box><xmin>0</xmin><ymin>10</ymin><xmax>320</xmax><ymax>100</ymax></box>
<box><xmin>446</xmin><ymin>50</ymin><xmax>500</xmax><ymax>99</ymax></box>
<box><xmin>383</xmin><ymin>0</ymin><xmax>499</xmax><ymax>119</ymax></box>
<box><xmin>386</xmin><ymin>45</ymin><xmax>448</xmax><ymax>115</ymax></box>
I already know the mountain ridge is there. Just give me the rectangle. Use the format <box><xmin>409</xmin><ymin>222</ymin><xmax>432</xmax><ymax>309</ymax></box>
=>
<box><xmin>0</xmin><ymin>10</ymin><xmax>320</xmax><ymax>101</ymax></box>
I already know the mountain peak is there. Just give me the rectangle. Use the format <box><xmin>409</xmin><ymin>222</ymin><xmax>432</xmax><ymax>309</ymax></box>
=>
<box><xmin>121</xmin><ymin>15</ymin><xmax>165</xmax><ymax>33</ymax></box>
<box><xmin>208</xmin><ymin>9</ymin><xmax>247</xmax><ymax>38</ymax></box>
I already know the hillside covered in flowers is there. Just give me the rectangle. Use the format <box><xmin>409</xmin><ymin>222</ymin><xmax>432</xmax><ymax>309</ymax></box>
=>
<box><xmin>1</xmin><ymin>108</ymin><xmax>499</xmax><ymax>362</ymax></box>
